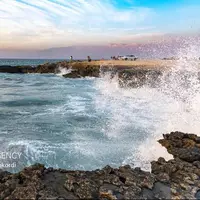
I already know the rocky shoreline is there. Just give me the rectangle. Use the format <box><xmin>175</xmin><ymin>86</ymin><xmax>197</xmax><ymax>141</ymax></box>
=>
<box><xmin>0</xmin><ymin>131</ymin><xmax>200</xmax><ymax>199</ymax></box>
<box><xmin>0</xmin><ymin>61</ymin><xmax>164</xmax><ymax>87</ymax></box>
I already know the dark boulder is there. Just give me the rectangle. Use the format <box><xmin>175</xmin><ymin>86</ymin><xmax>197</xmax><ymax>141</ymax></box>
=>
<box><xmin>158</xmin><ymin>131</ymin><xmax>200</xmax><ymax>162</ymax></box>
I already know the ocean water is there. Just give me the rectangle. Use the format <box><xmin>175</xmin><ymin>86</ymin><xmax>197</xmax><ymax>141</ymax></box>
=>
<box><xmin>1</xmin><ymin>44</ymin><xmax>200</xmax><ymax>172</ymax></box>
<box><xmin>0</xmin><ymin>59</ymin><xmax>66</xmax><ymax>66</ymax></box>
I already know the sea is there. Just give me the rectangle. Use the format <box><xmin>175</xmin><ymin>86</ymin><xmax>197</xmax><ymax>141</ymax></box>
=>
<box><xmin>0</xmin><ymin>59</ymin><xmax>66</xmax><ymax>66</ymax></box>
<box><xmin>0</xmin><ymin>50</ymin><xmax>200</xmax><ymax>172</ymax></box>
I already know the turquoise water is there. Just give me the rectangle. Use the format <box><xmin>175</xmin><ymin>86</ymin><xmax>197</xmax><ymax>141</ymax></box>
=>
<box><xmin>0</xmin><ymin>72</ymin><xmax>165</xmax><ymax>172</ymax></box>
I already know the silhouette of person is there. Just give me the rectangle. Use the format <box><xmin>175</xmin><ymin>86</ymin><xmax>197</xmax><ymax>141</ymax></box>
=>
<box><xmin>87</xmin><ymin>56</ymin><xmax>91</xmax><ymax>62</ymax></box>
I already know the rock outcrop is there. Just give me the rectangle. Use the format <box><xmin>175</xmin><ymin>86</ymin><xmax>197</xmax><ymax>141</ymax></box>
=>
<box><xmin>0</xmin><ymin>61</ymin><xmax>100</xmax><ymax>76</ymax></box>
<box><xmin>0</xmin><ymin>61</ymin><xmax>164</xmax><ymax>88</ymax></box>
<box><xmin>158</xmin><ymin>131</ymin><xmax>200</xmax><ymax>162</ymax></box>
<box><xmin>118</xmin><ymin>69</ymin><xmax>162</xmax><ymax>88</ymax></box>
<box><xmin>152</xmin><ymin>131</ymin><xmax>200</xmax><ymax>199</ymax></box>
<box><xmin>0</xmin><ymin>131</ymin><xmax>200</xmax><ymax>199</ymax></box>
<box><xmin>0</xmin><ymin>62</ymin><xmax>62</xmax><ymax>74</ymax></box>
<box><xmin>62</xmin><ymin>64</ymin><xmax>100</xmax><ymax>78</ymax></box>
<box><xmin>0</xmin><ymin>65</ymin><xmax>35</xmax><ymax>73</ymax></box>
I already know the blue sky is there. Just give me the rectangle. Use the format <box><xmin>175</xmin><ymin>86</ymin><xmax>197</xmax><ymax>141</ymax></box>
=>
<box><xmin>0</xmin><ymin>0</ymin><xmax>200</xmax><ymax>49</ymax></box>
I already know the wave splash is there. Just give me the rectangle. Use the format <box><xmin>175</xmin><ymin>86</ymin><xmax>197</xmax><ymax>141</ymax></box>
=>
<box><xmin>94</xmin><ymin>41</ymin><xmax>200</xmax><ymax>170</ymax></box>
<box><xmin>1</xmin><ymin>40</ymin><xmax>200</xmax><ymax>172</ymax></box>
<box><xmin>57</xmin><ymin>66</ymin><xmax>72</xmax><ymax>76</ymax></box>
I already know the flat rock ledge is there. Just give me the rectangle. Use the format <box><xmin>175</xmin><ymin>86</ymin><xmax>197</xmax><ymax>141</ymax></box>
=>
<box><xmin>0</xmin><ymin>131</ymin><xmax>200</xmax><ymax>199</ymax></box>
<box><xmin>0</xmin><ymin>61</ymin><xmax>163</xmax><ymax>87</ymax></box>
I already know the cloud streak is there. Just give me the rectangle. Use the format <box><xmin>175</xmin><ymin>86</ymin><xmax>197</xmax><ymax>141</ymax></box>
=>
<box><xmin>0</xmin><ymin>0</ymin><xmax>155</xmax><ymax>49</ymax></box>
<box><xmin>0</xmin><ymin>0</ymin><xmax>200</xmax><ymax>50</ymax></box>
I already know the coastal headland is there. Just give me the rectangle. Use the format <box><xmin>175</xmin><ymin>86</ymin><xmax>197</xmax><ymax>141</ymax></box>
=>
<box><xmin>0</xmin><ymin>131</ymin><xmax>200</xmax><ymax>199</ymax></box>
<box><xmin>0</xmin><ymin>59</ymin><xmax>175</xmax><ymax>73</ymax></box>
<box><xmin>0</xmin><ymin>59</ymin><xmax>178</xmax><ymax>87</ymax></box>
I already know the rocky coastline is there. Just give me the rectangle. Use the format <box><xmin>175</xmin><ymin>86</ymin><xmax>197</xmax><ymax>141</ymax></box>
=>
<box><xmin>0</xmin><ymin>131</ymin><xmax>200</xmax><ymax>199</ymax></box>
<box><xmin>0</xmin><ymin>60</ymin><xmax>164</xmax><ymax>87</ymax></box>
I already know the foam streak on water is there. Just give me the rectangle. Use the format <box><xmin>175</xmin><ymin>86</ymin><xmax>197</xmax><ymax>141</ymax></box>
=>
<box><xmin>1</xmin><ymin>43</ymin><xmax>200</xmax><ymax>172</ymax></box>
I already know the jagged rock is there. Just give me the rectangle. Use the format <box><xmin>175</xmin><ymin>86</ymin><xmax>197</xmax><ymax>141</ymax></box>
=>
<box><xmin>159</xmin><ymin>131</ymin><xmax>200</xmax><ymax>162</ymax></box>
<box><xmin>0</xmin><ymin>170</ymin><xmax>11</xmax><ymax>181</ymax></box>
<box><xmin>62</xmin><ymin>63</ymin><xmax>100</xmax><ymax>78</ymax></box>
<box><xmin>0</xmin><ymin>132</ymin><xmax>200</xmax><ymax>199</ymax></box>
<box><xmin>0</xmin><ymin>61</ymin><xmax>163</xmax><ymax>88</ymax></box>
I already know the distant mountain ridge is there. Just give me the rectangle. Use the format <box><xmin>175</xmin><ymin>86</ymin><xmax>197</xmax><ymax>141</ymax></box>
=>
<box><xmin>0</xmin><ymin>40</ymin><xmax>192</xmax><ymax>59</ymax></box>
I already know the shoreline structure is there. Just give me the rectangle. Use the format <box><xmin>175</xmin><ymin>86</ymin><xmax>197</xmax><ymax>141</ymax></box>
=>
<box><xmin>0</xmin><ymin>132</ymin><xmax>200</xmax><ymax>199</ymax></box>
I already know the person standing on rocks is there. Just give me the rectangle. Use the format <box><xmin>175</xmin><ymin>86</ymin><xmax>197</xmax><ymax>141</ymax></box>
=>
<box><xmin>87</xmin><ymin>56</ymin><xmax>91</xmax><ymax>62</ymax></box>
<box><xmin>70</xmin><ymin>56</ymin><xmax>73</xmax><ymax>62</ymax></box>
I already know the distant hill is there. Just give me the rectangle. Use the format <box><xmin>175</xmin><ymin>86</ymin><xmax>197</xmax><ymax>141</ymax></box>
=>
<box><xmin>0</xmin><ymin>41</ymin><xmax>190</xmax><ymax>59</ymax></box>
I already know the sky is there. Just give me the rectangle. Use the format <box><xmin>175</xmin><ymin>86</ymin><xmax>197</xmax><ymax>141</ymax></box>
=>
<box><xmin>0</xmin><ymin>0</ymin><xmax>200</xmax><ymax>51</ymax></box>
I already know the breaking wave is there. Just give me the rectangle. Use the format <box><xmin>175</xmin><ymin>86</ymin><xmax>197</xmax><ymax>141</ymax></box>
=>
<box><xmin>94</xmin><ymin>41</ymin><xmax>200</xmax><ymax>170</ymax></box>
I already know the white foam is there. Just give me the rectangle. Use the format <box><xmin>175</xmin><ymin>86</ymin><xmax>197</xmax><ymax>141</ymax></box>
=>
<box><xmin>93</xmin><ymin>42</ymin><xmax>200</xmax><ymax>170</ymax></box>
<box><xmin>57</xmin><ymin>66</ymin><xmax>72</xmax><ymax>76</ymax></box>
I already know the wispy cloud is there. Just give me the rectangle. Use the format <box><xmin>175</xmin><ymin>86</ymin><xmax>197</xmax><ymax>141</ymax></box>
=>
<box><xmin>0</xmin><ymin>0</ymin><xmax>200</xmax><ymax>50</ymax></box>
<box><xmin>0</xmin><ymin>0</ymin><xmax>155</xmax><ymax>49</ymax></box>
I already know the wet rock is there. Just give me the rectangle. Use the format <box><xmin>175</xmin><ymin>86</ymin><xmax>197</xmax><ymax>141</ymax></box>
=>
<box><xmin>63</xmin><ymin>64</ymin><xmax>100</xmax><ymax>78</ymax></box>
<box><xmin>159</xmin><ymin>131</ymin><xmax>200</xmax><ymax>162</ymax></box>
<box><xmin>142</xmin><ymin>182</ymin><xmax>171</xmax><ymax>199</ymax></box>
<box><xmin>0</xmin><ymin>169</ymin><xmax>11</xmax><ymax>182</ymax></box>
<box><xmin>99</xmin><ymin>184</ymin><xmax>121</xmax><ymax>199</ymax></box>
<box><xmin>196</xmin><ymin>190</ymin><xmax>200</xmax><ymax>199</ymax></box>
<box><xmin>0</xmin><ymin>132</ymin><xmax>200</xmax><ymax>199</ymax></box>
<box><xmin>141</xmin><ymin>188</ymin><xmax>155</xmax><ymax>199</ymax></box>
<box><xmin>118</xmin><ymin>69</ymin><xmax>162</xmax><ymax>88</ymax></box>
<box><xmin>0</xmin><ymin>65</ymin><xmax>35</xmax><ymax>73</ymax></box>
<box><xmin>63</xmin><ymin>71</ymin><xmax>82</xmax><ymax>78</ymax></box>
